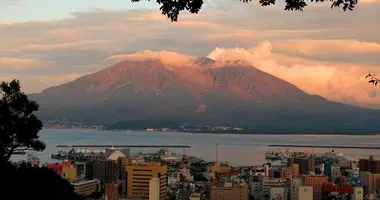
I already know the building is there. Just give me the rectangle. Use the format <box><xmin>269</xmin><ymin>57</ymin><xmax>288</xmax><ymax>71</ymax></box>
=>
<box><xmin>290</xmin><ymin>177</ymin><xmax>302</xmax><ymax>200</ymax></box>
<box><xmin>189</xmin><ymin>193</ymin><xmax>201</xmax><ymax>200</ymax></box>
<box><xmin>324</xmin><ymin>162</ymin><xmax>332</xmax><ymax>181</ymax></box>
<box><xmin>250</xmin><ymin>175</ymin><xmax>260</xmax><ymax>200</ymax></box>
<box><xmin>210</xmin><ymin>181</ymin><xmax>249</xmax><ymax>200</ymax></box>
<box><xmin>359</xmin><ymin>156</ymin><xmax>380</xmax><ymax>174</ymax></box>
<box><xmin>62</xmin><ymin>164</ymin><xmax>77</xmax><ymax>183</ymax></box>
<box><xmin>359</xmin><ymin>171</ymin><xmax>371</xmax><ymax>186</ymax></box>
<box><xmin>105</xmin><ymin>183</ymin><xmax>119</xmax><ymax>200</ymax></box>
<box><xmin>291</xmin><ymin>158</ymin><xmax>315</xmax><ymax>175</ymax></box>
<box><xmin>27</xmin><ymin>156</ymin><xmax>40</xmax><ymax>167</ymax></box>
<box><xmin>149</xmin><ymin>178</ymin><xmax>160</xmax><ymax>200</ymax></box>
<box><xmin>47</xmin><ymin>163</ymin><xmax>63</xmax><ymax>174</ymax></box>
<box><xmin>125</xmin><ymin>162</ymin><xmax>167</xmax><ymax>200</ymax></box>
<box><xmin>259</xmin><ymin>176</ymin><xmax>288</xmax><ymax>199</ymax></box>
<box><xmin>270</xmin><ymin>168</ymin><xmax>282</xmax><ymax>179</ymax></box>
<box><xmin>72</xmin><ymin>179</ymin><xmax>100</xmax><ymax>197</ymax></box>
<box><xmin>85</xmin><ymin>160</ymin><xmax>118</xmax><ymax>186</ymax></box>
<box><xmin>281</xmin><ymin>168</ymin><xmax>293</xmax><ymax>179</ymax></box>
<box><xmin>208</xmin><ymin>162</ymin><xmax>231</xmax><ymax>173</ymax></box>
<box><xmin>352</xmin><ymin>187</ymin><xmax>364</xmax><ymax>200</ymax></box>
<box><xmin>303</xmin><ymin>175</ymin><xmax>329</xmax><ymax>200</ymax></box>
<box><xmin>76</xmin><ymin>162</ymin><xmax>86</xmax><ymax>176</ymax></box>
<box><xmin>367</xmin><ymin>173</ymin><xmax>380</xmax><ymax>194</ymax></box>
<box><xmin>298</xmin><ymin>186</ymin><xmax>313</xmax><ymax>200</ymax></box>
<box><xmin>331</xmin><ymin>166</ymin><xmax>342</xmax><ymax>182</ymax></box>
<box><xmin>105</xmin><ymin>148</ymin><xmax>129</xmax><ymax>161</ymax></box>
<box><xmin>292</xmin><ymin>164</ymin><xmax>299</xmax><ymax>178</ymax></box>
<box><xmin>322</xmin><ymin>183</ymin><xmax>353</xmax><ymax>199</ymax></box>
<box><xmin>269</xmin><ymin>187</ymin><xmax>286</xmax><ymax>200</ymax></box>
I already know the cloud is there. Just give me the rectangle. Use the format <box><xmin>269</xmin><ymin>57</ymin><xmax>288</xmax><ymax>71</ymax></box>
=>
<box><xmin>361</xmin><ymin>0</ymin><xmax>379</xmax><ymax>4</ymax></box>
<box><xmin>202</xmin><ymin>29</ymin><xmax>340</xmax><ymax>42</ymax></box>
<box><xmin>208</xmin><ymin>41</ymin><xmax>380</xmax><ymax>108</ymax></box>
<box><xmin>272</xmin><ymin>39</ymin><xmax>380</xmax><ymax>55</ymax></box>
<box><xmin>8</xmin><ymin>1</ymin><xmax>25</xmax><ymax>7</ymax></box>
<box><xmin>0</xmin><ymin>57</ymin><xmax>40</xmax><ymax>68</ymax></box>
<box><xmin>105</xmin><ymin>50</ymin><xmax>195</xmax><ymax>66</ymax></box>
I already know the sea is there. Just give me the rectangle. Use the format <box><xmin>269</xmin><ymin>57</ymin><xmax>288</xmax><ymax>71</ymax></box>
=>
<box><xmin>12</xmin><ymin>129</ymin><xmax>380</xmax><ymax>166</ymax></box>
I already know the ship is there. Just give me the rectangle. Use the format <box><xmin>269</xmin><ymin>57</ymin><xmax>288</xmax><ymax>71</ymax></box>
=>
<box><xmin>265</xmin><ymin>149</ymin><xmax>292</xmax><ymax>161</ymax></box>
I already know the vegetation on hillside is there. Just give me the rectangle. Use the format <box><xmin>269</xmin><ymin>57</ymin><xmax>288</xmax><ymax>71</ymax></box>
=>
<box><xmin>0</xmin><ymin>80</ymin><xmax>84</xmax><ymax>200</ymax></box>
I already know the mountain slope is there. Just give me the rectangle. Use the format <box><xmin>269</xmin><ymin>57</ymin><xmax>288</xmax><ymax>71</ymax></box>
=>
<box><xmin>30</xmin><ymin>56</ymin><xmax>380</xmax><ymax>133</ymax></box>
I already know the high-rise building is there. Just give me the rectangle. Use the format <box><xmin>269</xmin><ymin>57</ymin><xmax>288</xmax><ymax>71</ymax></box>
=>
<box><xmin>367</xmin><ymin>173</ymin><xmax>380</xmax><ymax>194</ymax></box>
<box><xmin>359</xmin><ymin>156</ymin><xmax>380</xmax><ymax>174</ymax></box>
<box><xmin>298</xmin><ymin>186</ymin><xmax>313</xmax><ymax>200</ymax></box>
<box><xmin>359</xmin><ymin>171</ymin><xmax>371</xmax><ymax>186</ymax></box>
<box><xmin>303</xmin><ymin>175</ymin><xmax>329</xmax><ymax>200</ymax></box>
<box><xmin>290</xmin><ymin>158</ymin><xmax>315</xmax><ymax>175</ymax></box>
<box><xmin>324</xmin><ymin>162</ymin><xmax>332</xmax><ymax>181</ymax></box>
<box><xmin>85</xmin><ymin>160</ymin><xmax>118</xmax><ymax>187</ymax></box>
<box><xmin>210</xmin><ymin>182</ymin><xmax>249</xmax><ymax>200</ymax></box>
<box><xmin>149</xmin><ymin>178</ymin><xmax>160</xmax><ymax>200</ymax></box>
<box><xmin>125</xmin><ymin>162</ymin><xmax>167</xmax><ymax>200</ymax></box>
<box><xmin>290</xmin><ymin>177</ymin><xmax>302</xmax><ymax>200</ymax></box>
<box><xmin>292</xmin><ymin>164</ymin><xmax>299</xmax><ymax>178</ymax></box>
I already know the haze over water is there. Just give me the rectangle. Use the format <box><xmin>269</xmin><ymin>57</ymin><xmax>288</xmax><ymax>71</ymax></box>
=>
<box><xmin>13</xmin><ymin>129</ymin><xmax>380</xmax><ymax>166</ymax></box>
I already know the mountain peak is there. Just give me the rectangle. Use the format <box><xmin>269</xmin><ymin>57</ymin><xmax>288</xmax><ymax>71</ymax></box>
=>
<box><xmin>105</xmin><ymin>50</ymin><xmax>195</xmax><ymax>66</ymax></box>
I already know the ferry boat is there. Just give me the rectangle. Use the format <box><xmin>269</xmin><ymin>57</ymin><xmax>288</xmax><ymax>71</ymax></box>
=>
<box><xmin>265</xmin><ymin>149</ymin><xmax>291</xmax><ymax>160</ymax></box>
<box><xmin>265</xmin><ymin>150</ymin><xmax>282</xmax><ymax>160</ymax></box>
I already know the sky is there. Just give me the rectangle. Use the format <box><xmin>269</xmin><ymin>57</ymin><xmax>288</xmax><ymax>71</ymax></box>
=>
<box><xmin>1</xmin><ymin>0</ymin><xmax>380</xmax><ymax>108</ymax></box>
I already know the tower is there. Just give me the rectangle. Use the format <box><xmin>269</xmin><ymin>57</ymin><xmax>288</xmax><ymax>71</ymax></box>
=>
<box><xmin>216</xmin><ymin>144</ymin><xmax>220</xmax><ymax>166</ymax></box>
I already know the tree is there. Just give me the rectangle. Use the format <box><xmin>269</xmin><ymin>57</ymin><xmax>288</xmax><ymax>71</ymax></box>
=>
<box><xmin>0</xmin><ymin>80</ymin><xmax>46</xmax><ymax>165</ymax></box>
<box><xmin>131</xmin><ymin>0</ymin><xmax>359</xmax><ymax>21</ymax></box>
<box><xmin>366</xmin><ymin>74</ymin><xmax>380</xmax><ymax>86</ymax></box>
<box><xmin>1</xmin><ymin>162</ymin><xmax>85</xmax><ymax>200</ymax></box>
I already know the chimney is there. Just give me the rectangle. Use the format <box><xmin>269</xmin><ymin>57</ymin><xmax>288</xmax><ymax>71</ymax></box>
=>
<box><xmin>216</xmin><ymin>144</ymin><xmax>220</xmax><ymax>165</ymax></box>
<box><xmin>264</xmin><ymin>165</ymin><xmax>269</xmax><ymax>176</ymax></box>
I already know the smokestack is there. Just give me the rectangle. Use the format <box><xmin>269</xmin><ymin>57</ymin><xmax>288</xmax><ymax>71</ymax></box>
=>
<box><xmin>216</xmin><ymin>144</ymin><xmax>220</xmax><ymax>165</ymax></box>
<box><xmin>264</xmin><ymin>164</ymin><xmax>269</xmax><ymax>176</ymax></box>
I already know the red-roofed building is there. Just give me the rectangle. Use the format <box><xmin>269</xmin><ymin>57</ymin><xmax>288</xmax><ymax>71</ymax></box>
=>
<box><xmin>322</xmin><ymin>183</ymin><xmax>353</xmax><ymax>198</ymax></box>
<box><xmin>47</xmin><ymin>163</ymin><xmax>63</xmax><ymax>174</ymax></box>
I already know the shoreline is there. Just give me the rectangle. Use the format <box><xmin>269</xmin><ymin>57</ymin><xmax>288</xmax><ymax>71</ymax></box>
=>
<box><xmin>42</xmin><ymin>128</ymin><xmax>378</xmax><ymax>136</ymax></box>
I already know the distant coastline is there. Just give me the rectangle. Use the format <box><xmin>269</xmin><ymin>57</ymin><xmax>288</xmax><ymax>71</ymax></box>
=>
<box><xmin>42</xmin><ymin>126</ymin><xmax>377</xmax><ymax>136</ymax></box>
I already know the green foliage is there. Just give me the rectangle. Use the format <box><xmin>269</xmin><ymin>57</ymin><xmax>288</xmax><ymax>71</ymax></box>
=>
<box><xmin>131</xmin><ymin>0</ymin><xmax>359</xmax><ymax>21</ymax></box>
<box><xmin>0</xmin><ymin>80</ymin><xmax>46</xmax><ymax>165</ymax></box>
